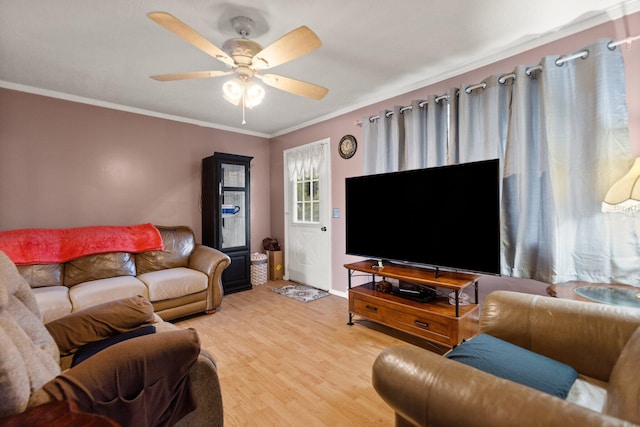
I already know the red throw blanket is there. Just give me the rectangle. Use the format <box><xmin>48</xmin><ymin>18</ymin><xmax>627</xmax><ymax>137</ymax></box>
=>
<box><xmin>0</xmin><ymin>223</ymin><xmax>164</xmax><ymax>265</ymax></box>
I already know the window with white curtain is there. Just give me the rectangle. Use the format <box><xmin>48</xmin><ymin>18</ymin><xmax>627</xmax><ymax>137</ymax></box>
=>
<box><xmin>287</xmin><ymin>142</ymin><xmax>324</xmax><ymax>224</ymax></box>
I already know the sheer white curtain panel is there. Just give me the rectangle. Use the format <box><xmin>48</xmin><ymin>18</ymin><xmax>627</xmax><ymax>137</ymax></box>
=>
<box><xmin>286</xmin><ymin>143</ymin><xmax>324</xmax><ymax>181</ymax></box>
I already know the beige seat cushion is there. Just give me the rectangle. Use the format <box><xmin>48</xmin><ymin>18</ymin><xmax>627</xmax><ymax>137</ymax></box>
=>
<box><xmin>137</xmin><ymin>268</ymin><xmax>207</xmax><ymax>302</ymax></box>
<box><xmin>32</xmin><ymin>286</ymin><xmax>72</xmax><ymax>324</ymax></box>
<box><xmin>69</xmin><ymin>276</ymin><xmax>148</xmax><ymax>312</ymax></box>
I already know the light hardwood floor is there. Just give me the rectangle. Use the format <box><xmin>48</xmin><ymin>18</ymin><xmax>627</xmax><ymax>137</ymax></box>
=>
<box><xmin>174</xmin><ymin>280</ymin><xmax>444</xmax><ymax>427</ymax></box>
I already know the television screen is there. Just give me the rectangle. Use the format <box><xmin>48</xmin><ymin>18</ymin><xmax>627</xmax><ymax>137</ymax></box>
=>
<box><xmin>345</xmin><ymin>159</ymin><xmax>500</xmax><ymax>275</ymax></box>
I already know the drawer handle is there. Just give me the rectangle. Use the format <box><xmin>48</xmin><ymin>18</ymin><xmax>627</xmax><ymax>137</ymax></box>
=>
<box><xmin>414</xmin><ymin>320</ymin><xmax>429</xmax><ymax>329</ymax></box>
<box><xmin>365</xmin><ymin>305</ymin><xmax>378</xmax><ymax>312</ymax></box>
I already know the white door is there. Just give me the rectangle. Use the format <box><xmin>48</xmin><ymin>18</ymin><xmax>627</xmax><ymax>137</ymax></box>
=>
<box><xmin>284</xmin><ymin>139</ymin><xmax>332</xmax><ymax>291</ymax></box>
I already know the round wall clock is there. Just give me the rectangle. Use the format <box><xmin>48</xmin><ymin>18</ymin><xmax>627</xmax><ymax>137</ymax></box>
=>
<box><xmin>338</xmin><ymin>135</ymin><xmax>357</xmax><ymax>159</ymax></box>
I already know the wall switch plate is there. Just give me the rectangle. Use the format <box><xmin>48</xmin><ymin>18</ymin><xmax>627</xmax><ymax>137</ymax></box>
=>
<box><xmin>332</xmin><ymin>208</ymin><xmax>340</xmax><ymax>218</ymax></box>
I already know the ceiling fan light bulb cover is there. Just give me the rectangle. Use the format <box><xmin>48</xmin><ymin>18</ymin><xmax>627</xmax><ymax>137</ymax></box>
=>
<box><xmin>245</xmin><ymin>82</ymin><xmax>265</xmax><ymax>108</ymax></box>
<box><xmin>223</xmin><ymin>78</ymin><xmax>243</xmax><ymax>106</ymax></box>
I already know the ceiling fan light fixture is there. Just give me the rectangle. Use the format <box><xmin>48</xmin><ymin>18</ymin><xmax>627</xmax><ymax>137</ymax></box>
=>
<box><xmin>222</xmin><ymin>78</ymin><xmax>265</xmax><ymax>109</ymax></box>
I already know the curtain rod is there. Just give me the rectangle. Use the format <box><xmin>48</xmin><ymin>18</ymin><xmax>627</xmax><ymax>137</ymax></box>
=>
<box><xmin>447</xmin><ymin>35</ymin><xmax>639</xmax><ymax>94</ymax></box>
<box><xmin>361</xmin><ymin>94</ymin><xmax>449</xmax><ymax>124</ymax></box>
<box><xmin>357</xmin><ymin>34</ymin><xmax>637</xmax><ymax>127</ymax></box>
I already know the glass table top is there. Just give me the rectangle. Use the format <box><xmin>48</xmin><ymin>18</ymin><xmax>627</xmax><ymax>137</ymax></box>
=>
<box><xmin>574</xmin><ymin>286</ymin><xmax>640</xmax><ymax>309</ymax></box>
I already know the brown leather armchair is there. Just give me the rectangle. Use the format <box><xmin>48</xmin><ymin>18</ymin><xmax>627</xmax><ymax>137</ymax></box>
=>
<box><xmin>372</xmin><ymin>291</ymin><xmax>640</xmax><ymax>427</ymax></box>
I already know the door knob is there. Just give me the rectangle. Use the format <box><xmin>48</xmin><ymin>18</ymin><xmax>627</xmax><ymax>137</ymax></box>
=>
<box><xmin>320</xmin><ymin>226</ymin><xmax>327</xmax><ymax>232</ymax></box>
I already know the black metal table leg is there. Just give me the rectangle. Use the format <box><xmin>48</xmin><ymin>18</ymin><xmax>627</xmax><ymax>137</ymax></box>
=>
<box><xmin>347</xmin><ymin>268</ymin><xmax>354</xmax><ymax>325</ymax></box>
<box><xmin>474</xmin><ymin>280</ymin><xmax>479</xmax><ymax>304</ymax></box>
<box><xmin>454</xmin><ymin>289</ymin><xmax>460</xmax><ymax>317</ymax></box>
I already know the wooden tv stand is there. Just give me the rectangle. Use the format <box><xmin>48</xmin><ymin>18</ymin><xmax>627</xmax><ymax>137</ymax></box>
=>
<box><xmin>345</xmin><ymin>260</ymin><xmax>480</xmax><ymax>348</ymax></box>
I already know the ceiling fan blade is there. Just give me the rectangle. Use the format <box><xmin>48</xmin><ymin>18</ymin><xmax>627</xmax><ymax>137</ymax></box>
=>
<box><xmin>257</xmin><ymin>74</ymin><xmax>328</xmax><ymax>100</ymax></box>
<box><xmin>151</xmin><ymin>71</ymin><xmax>233</xmax><ymax>82</ymax></box>
<box><xmin>147</xmin><ymin>12</ymin><xmax>234</xmax><ymax>67</ymax></box>
<box><xmin>251</xmin><ymin>26</ymin><xmax>321</xmax><ymax>70</ymax></box>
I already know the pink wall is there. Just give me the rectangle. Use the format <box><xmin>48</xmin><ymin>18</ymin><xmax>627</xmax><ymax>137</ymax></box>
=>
<box><xmin>0</xmin><ymin>89</ymin><xmax>271</xmax><ymax>251</ymax></box>
<box><xmin>271</xmin><ymin>12</ymin><xmax>640</xmax><ymax>294</ymax></box>
<box><xmin>1</xmin><ymin>12</ymin><xmax>637</xmax><ymax>295</ymax></box>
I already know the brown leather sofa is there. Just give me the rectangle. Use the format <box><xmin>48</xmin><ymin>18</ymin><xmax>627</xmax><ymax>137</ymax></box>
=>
<box><xmin>16</xmin><ymin>225</ymin><xmax>231</xmax><ymax>322</ymax></box>
<box><xmin>372</xmin><ymin>291</ymin><xmax>640</xmax><ymax>427</ymax></box>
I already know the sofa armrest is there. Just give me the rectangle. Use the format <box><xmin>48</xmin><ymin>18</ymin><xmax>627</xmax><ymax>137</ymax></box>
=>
<box><xmin>372</xmin><ymin>345</ymin><xmax>628</xmax><ymax>427</ymax></box>
<box><xmin>188</xmin><ymin>245</ymin><xmax>231</xmax><ymax>313</ymax></box>
<box><xmin>479</xmin><ymin>291</ymin><xmax>640</xmax><ymax>382</ymax></box>
<box><xmin>174</xmin><ymin>349</ymin><xmax>223</xmax><ymax>427</ymax></box>
<box><xmin>153</xmin><ymin>320</ymin><xmax>223</xmax><ymax>426</ymax></box>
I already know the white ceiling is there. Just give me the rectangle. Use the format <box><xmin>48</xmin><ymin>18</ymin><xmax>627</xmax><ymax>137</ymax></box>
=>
<box><xmin>1</xmin><ymin>1</ymin><xmax>638</xmax><ymax>137</ymax></box>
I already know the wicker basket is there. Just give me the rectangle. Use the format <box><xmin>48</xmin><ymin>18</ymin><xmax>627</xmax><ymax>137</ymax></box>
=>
<box><xmin>250</xmin><ymin>252</ymin><xmax>268</xmax><ymax>286</ymax></box>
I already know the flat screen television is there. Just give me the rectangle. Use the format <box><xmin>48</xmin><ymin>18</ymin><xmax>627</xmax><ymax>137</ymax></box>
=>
<box><xmin>345</xmin><ymin>159</ymin><xmax>501</xmax><ymax>275</ymax></box>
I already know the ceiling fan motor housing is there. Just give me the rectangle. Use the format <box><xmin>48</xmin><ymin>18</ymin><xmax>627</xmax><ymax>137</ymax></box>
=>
<box><xmin>222</xmin><ymin>38</ymin><xmax>263</xmax><ymax>66</ymax></box>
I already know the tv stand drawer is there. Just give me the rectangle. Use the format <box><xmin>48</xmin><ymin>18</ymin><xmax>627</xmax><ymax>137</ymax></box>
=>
<box><xmin>350</xmin><ymin>293</ymin><xmax>452</xmax><ymax>339</ymax></box>
<box><xmin>348</xmin><ymin>285</ymin><xmax>478</xmax><ymax>348</ymax></box>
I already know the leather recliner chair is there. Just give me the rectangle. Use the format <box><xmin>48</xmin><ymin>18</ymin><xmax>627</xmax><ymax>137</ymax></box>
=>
<box><xmin>0</xmin><ymin>250</ymin><xmax>223</xmax><ymax>426</ymax></box>
<box><xmin>373</xmin><ymin>291</ymin><xmax>640</xmax><ymax>427</ymax></box>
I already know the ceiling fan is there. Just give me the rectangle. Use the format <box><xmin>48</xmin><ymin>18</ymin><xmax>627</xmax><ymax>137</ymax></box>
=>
<box><xmin>147</xmin><ymin>11</ymin><xmax>328</xmax><ymax>122</ymax></box>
